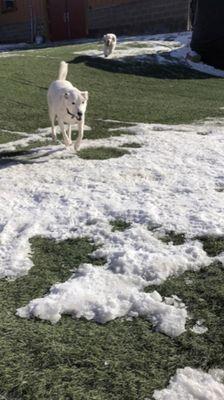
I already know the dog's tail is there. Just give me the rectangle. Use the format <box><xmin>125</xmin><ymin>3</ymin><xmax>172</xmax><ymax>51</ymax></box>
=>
<box><xmin>57</xmin><ymin>61</ymin><xmax>68</xmax><ymax>81</ymax></box>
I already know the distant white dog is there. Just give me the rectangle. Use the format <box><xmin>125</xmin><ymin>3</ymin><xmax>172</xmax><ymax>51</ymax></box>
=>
<box><xmin>47</xmin><ymin>61</ymin><xmax>88</xmax><ymax>151</ymax></box>
<box><xmin>103</xmin><ymin>33</ymin><xmax>117</xmax><ymax>57</ymax></box>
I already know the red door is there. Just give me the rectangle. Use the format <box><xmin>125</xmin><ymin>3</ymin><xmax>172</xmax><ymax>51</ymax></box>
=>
<box><xmin>47</xmin><ymin>0</ymin><xmax>87</xmax><ymax>41</ymax></box>
<box><xmin>67</xmin><ymin>0</ymin><xmax>87</xmax><ymax>39</ymax></box>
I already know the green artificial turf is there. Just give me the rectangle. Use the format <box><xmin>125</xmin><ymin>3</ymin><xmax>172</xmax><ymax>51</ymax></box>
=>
<box><xmin>120</xmin><ymin>142</ymin><xmax>142</xmax><ymax>148</ymax></box>
<box><xmin>160</xmin><ymin>231</ymin><xmax>186</xmax><ymax>246</ymax></box>
<box><xmin>110</xmin><ymin>219</ymin><xmax>132</xmax><ymax>232</ymax></box>
<box><xmin>0</xmin><ymin>42</ymin><xmax>224</xmax><ymax>135</ymax></box>
<box><xmin>0</xmin><ymin>237</ymin><xmax>224</xmax><ymax>400</ymax></box>
<box><xmin>1</xmin><ymin>39</ymin><xmax>224</xmax><ymax>399</ymax></box>
<box><xmin>196</xmin><ymin>236</ymin><xmax>224</xmax><ymax>257</ymax></box>
<box><xmin>0</xmin><ymin>130</ymin><xmax>26</xmax><ymax>144</ymax></box>
<box><xmin>78</xmin><ymin>146</ymin><xmax>129</xmax><ymax>160</ymax></box>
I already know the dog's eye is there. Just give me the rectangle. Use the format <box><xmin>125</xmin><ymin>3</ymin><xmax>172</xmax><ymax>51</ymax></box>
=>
<box><xmin>82</xmin><ymin>101</ymin><xmax>85</xmax><ymax>104</ymax></box>
<box><xmin>72</xmin><ymin>102</ymin><xmax>75</xmax><ymax>105</ymax></box>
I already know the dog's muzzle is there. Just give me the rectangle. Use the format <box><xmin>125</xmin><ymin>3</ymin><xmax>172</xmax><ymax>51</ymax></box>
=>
<box><xmin>76</xmin><ymin>111</ymin><xmax>83</xmax><ymax>121</ymax></box>
<box><xmin>66</xmin><ymin>108</ymin><xmax>76</xmax><ymax>119</ymax></box>
<box><xmin>66</xmin><ymin>108</ymin><xmax>83</xmax><ymax>121</ymax></box>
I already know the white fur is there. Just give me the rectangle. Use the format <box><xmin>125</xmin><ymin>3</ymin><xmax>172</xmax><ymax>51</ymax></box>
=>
<box><xmin>103</xmin><ymin>33</ymin><xmax>117</xmax><ymax>57</ymax></box>
<box><xmin>47</xmin><ymin>61</ymin><xmax>88</xmax><ymax>151</ymax></box>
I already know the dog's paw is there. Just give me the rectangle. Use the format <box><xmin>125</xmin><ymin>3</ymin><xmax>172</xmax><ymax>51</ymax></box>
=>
<box><xmin>68</xmin><ymin>143</ymin><xmax>75</xmax><ymax>152</ymax></box>
<box><xmin>64</xmin><ymin>139</ymin><xmax>73</xmax><ymax>147</ymax></box>
<box><xmin>74</xmin><ymin>142</ymin><xmax>81</xmax><ymax>152</ymax></box>
<box><xmin>52</xmin><ymin>134</ymin><xmax>57</xmax><ymax>143</ymax></box>
<box><xmin>64</xmin><ymin>142</ymin><xmax>75</xmax><ymax>152</ymax></box>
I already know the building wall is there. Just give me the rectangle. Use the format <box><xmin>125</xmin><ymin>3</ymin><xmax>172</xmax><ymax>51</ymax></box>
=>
<box><xmin>0</xmin><ymin>0</ymin><xmax>48</xmax><ymax>43</ymax></box>
<box><xmin>0</xmin><ymin>0</ymin><xmax>189</xmax><ymax>43</ymax></box>
<box><xmin>89</xmin><ymin>0</ymin><xmax>137</xmax><ymax>6</ymax></box>
<box><xmin>88</xmin><ymin>0</ymin><xmax>189</xmax><ymax>36</ymax></box>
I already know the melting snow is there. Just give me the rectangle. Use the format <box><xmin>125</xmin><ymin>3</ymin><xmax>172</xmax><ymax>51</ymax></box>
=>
<box><xmin>190</xmin><ymin>319</ymin><xmax>208</xmax><ymax>335</ymax></box>
<box><xmin>17</xmin><ymin>265</ymin><xmax>187</xmax><ymax>337</ymax></box>
<box><xmin>0</xmin><ymin>124</ymin><xmax>91</xmax><ymax>152</ymax></box>
<box><xmin>152</xmin><ymin>367</ymin><xmax>224</xmax><ymax>400</ymax></box>
<box><xmin>1</xmin><ymin>119</ymin><xmax>224</xmax><ymax>336</ymax></box>
<box><xmin>2</xmin><ymin>32</ymin><xmax>224</xmax><ymax>77</ymax></box>
<box><xmin>73</xmin><ymin>31</ymin><xmax>224</xmax><ymax>78</ymax></box>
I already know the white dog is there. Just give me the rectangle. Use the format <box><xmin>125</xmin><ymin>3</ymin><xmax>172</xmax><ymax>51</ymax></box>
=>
<box><xmin>47</xmin><ymin>61</ymin><xmax>88</xmax><ymax>151</ymax></box>
<box><xmin>103</xmin><ymin>33</ymin><xmax>117</xmax><ymax>57</ymax></box>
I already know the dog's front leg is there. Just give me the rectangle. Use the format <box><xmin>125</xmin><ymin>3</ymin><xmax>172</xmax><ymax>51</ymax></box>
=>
<box><xmin>49</xmin><ymin>111</ymin><xmax>57</xmax><ymax>142</ymax></box>
<box><xmin>74</xmin><ymin>119</ymin><xmax>84</xmax><ymax>151</ymax></box>
<box><xmin>67</xmin><ymin>124</ymin><xmax>72</xmax><ymax>143</ymax></box>
<box><xmin>59</xmin><ymin>121</ymin><xmax>71</xmax><ymax>147</ymax></box>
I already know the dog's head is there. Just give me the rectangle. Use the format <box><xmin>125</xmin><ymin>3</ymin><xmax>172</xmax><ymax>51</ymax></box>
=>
<box><xmin>63</xmin><ymin>89</ymin><xmax>88</xmax><ymax>122</ymax></box>
<box><xmin>103</xmin><ymin>34</ymin><xmax>116</xmax><ymax>47</ymax></box>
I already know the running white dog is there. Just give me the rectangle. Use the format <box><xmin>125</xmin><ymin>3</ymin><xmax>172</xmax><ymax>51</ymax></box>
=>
<box><xmin>47</xmin><ymin>61</ymin><xmax>88</xmax><ymax>151</ymax></box>
<box><xmin>103</xmin><ymin>33</ymin><xmax>117</xmax><ymax>57</ymax></box>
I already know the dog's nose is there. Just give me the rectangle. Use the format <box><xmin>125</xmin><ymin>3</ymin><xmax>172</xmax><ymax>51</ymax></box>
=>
<box><xmin>77</xmin><ymin>111</ymin><xmax>83</xmax><ymax>117</ymax></box>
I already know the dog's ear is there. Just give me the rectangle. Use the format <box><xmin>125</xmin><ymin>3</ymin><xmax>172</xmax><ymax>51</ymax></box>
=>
<box><xmin>103</xmin><ymin>35</ymin><xmax>107</xmax><ymax>42</ymax></box>
<box><xmin>81</xmin><ymin>91</ymin><xmax>89</xmax><ymax>101</ymax></box>
<box><xmin>112</xmin><ymin>36</ymin><xmax>116</xmax><ymax>42</ymax></box>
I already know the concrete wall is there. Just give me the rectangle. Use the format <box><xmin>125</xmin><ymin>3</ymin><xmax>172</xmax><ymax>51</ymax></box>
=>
<box><xmin>88</xmin><ymin>0</ymin><xmax>189</xmax><ymax>37</ymax></box>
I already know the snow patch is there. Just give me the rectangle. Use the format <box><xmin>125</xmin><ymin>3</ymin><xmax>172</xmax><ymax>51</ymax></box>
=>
<box><xmin>17</xmin><ymin>264</ymin><xmax>187</xmax><ymax>337</ymax></box>
<box><xmin>153</xmin><ymin>367</ymin><xmax>224</xmax><ymax>400</ymax></box>
<box><xmin>190</xmin><ymin>319</ymin><xmax>208</xmax><ymax>335</ymax></box>
<box><xmin>1</xmin><ymin>119</ymin><xmax>224</xmax><ymax>335</ymax></box>
<box><xmin>0</xmin><ymin>124</ymin><xmax>90</xmax><ymax>152</ymax></box>
<box><xmin>73</xmin><ymin>31</ymin><xmax>224</xmax><ymax>78</ymax></box>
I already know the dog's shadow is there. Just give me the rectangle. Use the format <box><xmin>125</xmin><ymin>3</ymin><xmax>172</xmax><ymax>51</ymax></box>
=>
<box><xmin>69</xmin><ymin>54</ymin><xmax>216</xmax><ymax>80</ymax></box>
<box><xmin>0</xmin><ymin>146</ymin><xmax>66</xmax><ymax>170</ymax></box>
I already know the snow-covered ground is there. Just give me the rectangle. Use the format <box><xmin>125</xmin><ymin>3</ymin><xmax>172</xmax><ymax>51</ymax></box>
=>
<box><xmin>2</xmin><ymin>31</ymin><xmax>224</xmax><ymax>77</ymax></box>
<box><xmin>73</xmin><ymin>31</ymin><xmax>224</xmax><ymax>78</ymax></box>
<box><xmin>0</xmin><ymin>125</ymin><xmax>91</xmax><ymax>152</ymax></box>
<box><xmin>1</xmin><ymin>118</ymin><xmax>224</xmax><ymax>339</ymax></box>
<box><xmin>152</xmin><ymin>367</ymin><xmax>224</xmax><ymax>400</ymax></box>
<box><xmin>1</xmin><ymin>32</ymin><xmax>224</xmax><ymax>397</ymax></box>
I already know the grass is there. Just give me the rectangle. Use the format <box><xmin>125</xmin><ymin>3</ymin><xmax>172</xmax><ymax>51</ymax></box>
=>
<box><xmin>157</xmin><ymin>232</ymin><xmax>224</xmax><ymax>256</ymax></box>
<box><xmin>1</xmin><ymin>39</ymin><xmax>224</xmax><ymax>399</ymax></box>
<box><xmin>160</xmin><ymin>231</ymin><xmax>186</xmax><ymax>246</ymax></box>
<box><xmin>83</xmin><ymin>119</ymin><xmax>134</xmax><ymax>141</ymax></box>
<box><xmin>1</xmin><ymin>40</ymin><xmax>224</xmax><ymax>162</ymax></box>
<box><xmin>0</xmin><ymin>130</ymin><xmax>26</xmax><ymax>144</ymax></box>
<box><xmin>0</xmin><ymin>120</ymin><xmax>135</xmax><ymax>165</ymax></box>
<box><xmin>144</xmin><ymin>260</ymin><xmax>224</xmax><ymax>369</ymax></box>
<box><xmin>196</xmin><ymin>236</ymin><xmax>224</xmax><ymax>257</ymax></box>
<box><xmin>0</xmin><ymin>122</ymin><xmax>136</xmax><ymax>164</ymax></box>
<box><xmin>78</xmin><ymin>146</ymin><xmax>129</xmax><ymax>160</ymax></box>
<box><xmin>0</xmin><ymin>43</ymin><xmax>224</xmax><ymax>135</ymax></box>
<box><xmin>110</xmin><ymin>219</ymin><xmax>132</xmax><ymax>232</ymax></box>
<box><xmin>0</xmin><ymin>237</ymin><xmax>224</xmax><ymax>399</ymax></box>
<box><xmin>120</xmin><ymin>142</ymin><xmax>142</xmax><ymax>148</ymax></box>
